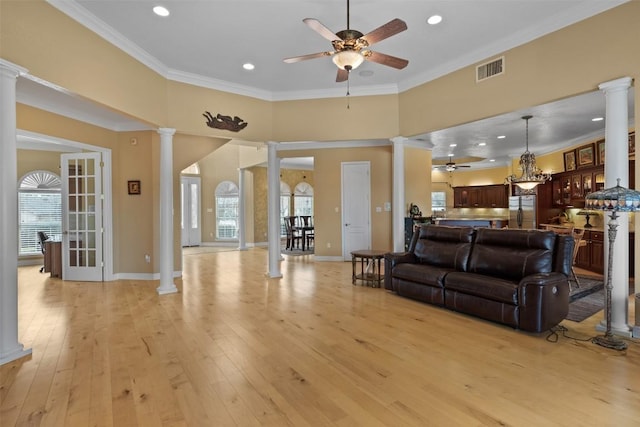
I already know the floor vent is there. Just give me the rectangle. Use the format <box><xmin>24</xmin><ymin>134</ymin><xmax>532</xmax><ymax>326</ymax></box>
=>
<box><xmin>476</xmin><ymin>56</ymin><xmax>504</xmax><ymax>82</ymax></box>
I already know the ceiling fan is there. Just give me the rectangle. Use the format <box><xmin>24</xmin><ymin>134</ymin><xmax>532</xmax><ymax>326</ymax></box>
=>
<box><xmin>434</xmin><ymin>157</ymin><xmax>472</xmax><ymax>172</ymax></box>
<box><xmin>283</xmin><ymin>0</ymin><xmax>409</xmax><ymax>82</ymax></box>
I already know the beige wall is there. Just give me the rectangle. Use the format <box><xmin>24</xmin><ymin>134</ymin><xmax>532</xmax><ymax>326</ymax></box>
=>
<box><xmin>404</xmin><ymin>147</ymin><xmax>432</xmax><ymax>216</ymax></box>
<box><xmin>312</xmin><ymin>146</ymin><xmax>393</xmax><ymax>256</ymax></box>
<box><xmin>17</xmin><ymin>150</ymin><xmax>61</xmax><ymax>180</ymax></box>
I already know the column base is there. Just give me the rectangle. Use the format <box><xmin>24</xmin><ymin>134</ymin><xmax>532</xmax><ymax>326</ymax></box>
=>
<box><xmin>632</xmin><ymin>325</ymin><xmax>640</xmax><ymax>339</ymax></box>
<box><xmin>595</xmin><ymin>321</ymin><xmax>632</xmax><ymax>337</ymax></box>
<box><xmin>156</xmin><ymin>284</ymin><xmax>178</xmax><ymax>295</ymax></box>
<box><xmin>0</xmin><ymin>346</ymin><xmax>32</xmax><ymax>366</ymax></box>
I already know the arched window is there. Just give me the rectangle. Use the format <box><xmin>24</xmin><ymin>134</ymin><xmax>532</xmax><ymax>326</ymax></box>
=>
<box><xmin>280</xmin><ymin>181</ymin><xmax>291</xmax><ymax>236</ymax></box>
<box><xmin>294</xmin><ymin>182</ymin><xmax>313</xmax><ymax>217</ymax></box>
<box><xmin>215</xmin><ymin>181</ymin><xmax>239</xmax><ymax>239</ymax></box>
<box><xmin>18</xmin><ymin>170</ymin><xmax>62</xmax><ymax>255</ymax></box>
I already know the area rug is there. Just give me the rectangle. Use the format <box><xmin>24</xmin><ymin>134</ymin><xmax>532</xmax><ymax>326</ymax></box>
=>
<box><xmin>281</xmin><ymin>247</ymin><xmax>314</xmax><ymax>256</ymax></box>
<box><xmin>566</xmin><ymin>276</ymin><xmax>635</xmax><ymax>322</ymax></box>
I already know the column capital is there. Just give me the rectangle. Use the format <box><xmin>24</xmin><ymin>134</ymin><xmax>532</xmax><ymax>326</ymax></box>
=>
<box><xmin>266</xmin><ymin>141</ymin><xmax>280</xmax><ymax>148</ymax></box>
<box><xmin>157</xmin><ymin>127</ymin><xmax>176</xmax><ymax>136</ymax></box>
<box><xmin>390</xmin><ymin>136</ymin><xmax>407</xmax><ymax>145</ymax></box>
<box><xmin>0</xmin><ymin>59</ymin><xmax>28</xmax><ymax>77</ymax></box>
<box><xmin>599</xmin><ymin>77</ymin><xmax>632</xmax><ymax>93</ymax></box>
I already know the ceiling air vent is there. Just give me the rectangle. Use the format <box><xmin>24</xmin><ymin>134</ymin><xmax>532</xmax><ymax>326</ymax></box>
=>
<box><xmin>476</xmin><ymin>56</ymin><xmax>504</xmax><ymax>82</ymax></box>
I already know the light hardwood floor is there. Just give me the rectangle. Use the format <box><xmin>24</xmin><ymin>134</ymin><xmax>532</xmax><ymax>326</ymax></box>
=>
<box><xmin>2</xmin><ymin>249</ymin><xmax>639</xmax><ymax>426</ymax></box>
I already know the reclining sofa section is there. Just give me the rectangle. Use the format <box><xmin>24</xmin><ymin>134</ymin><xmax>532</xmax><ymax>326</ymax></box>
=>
<box><xmin>384</xmin><ymin>225</ymin><xmax>574</xmax><ymax>332</ymax></box>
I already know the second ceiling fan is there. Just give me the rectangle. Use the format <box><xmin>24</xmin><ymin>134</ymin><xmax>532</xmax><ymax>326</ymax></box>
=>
<box><xmin>434</xmin><ymin>156</ymin><xmax>472</xmax><ymax>172</ymax></box>
<box><xmin>283</xmin><ymin>0</ymin><xmax>409</xmax><ymax>82</ymax></box>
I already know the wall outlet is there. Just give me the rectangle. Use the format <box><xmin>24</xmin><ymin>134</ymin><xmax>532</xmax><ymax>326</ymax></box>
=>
<box><xmin>144</xmin><ymin>254</ymin><xmax>151</xmax><ymax>263</ymax></box>
<box><xmin>327</xmin><ymin>242</ymin><xmax>331</xmax><ymax>248</ymax></box>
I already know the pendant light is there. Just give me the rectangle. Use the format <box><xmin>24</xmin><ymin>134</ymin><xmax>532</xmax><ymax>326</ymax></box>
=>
<box><xmin>505</xmin><ymin>115</ymin><xmax>551</xmax><ymax>191</ymax></box>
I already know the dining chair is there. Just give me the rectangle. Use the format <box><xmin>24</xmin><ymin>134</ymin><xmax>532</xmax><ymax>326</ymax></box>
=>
<box><xmin>283</xmin><ymin>216</ymin><xmax>302</xmax><ymax>249</ymax></box>
<box><xmin>299</xmin><ymin>216</ymin><xmax>314</xmax><ymax>249</ymax></box>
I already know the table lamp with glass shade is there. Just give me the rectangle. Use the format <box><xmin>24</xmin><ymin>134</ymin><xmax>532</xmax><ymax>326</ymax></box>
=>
<box><xmin>584</xmin><ymin>178</ymin><xmax>640</xmax><ymax>350</ymax></box>
<box><xmin>576</xmin><ymin>209</ymin><xmax>599</xmax><ymax>228</ymax></box>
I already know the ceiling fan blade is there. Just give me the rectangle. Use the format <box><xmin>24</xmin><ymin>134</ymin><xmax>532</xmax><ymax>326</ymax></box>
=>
<box><xmin>284</xmin><ymin>51</ymin><xmax>334</xmax><ymax>64</ymax></box>
<box><xmin>303</xmin><ymin>18</ymin><xmax>341</xmax><ymax>42</ymax></box>
<box><xmin>361</xmin><ymin>18</ymin><xmax>407</xmax><ymax>45</ymax></box>
<box><xmin>364</xmin><ymin>51</ymin><xmax>409</xmax><ymax>69</ymax></box>
<box><xmin>336</xmin><ymin>68</ymin><xmax>349</xmax><ymax>82</ymax></box>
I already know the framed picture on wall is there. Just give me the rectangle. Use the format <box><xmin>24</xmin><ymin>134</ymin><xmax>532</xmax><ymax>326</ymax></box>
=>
<box><xmin>577</xmin><ymin>143</ymin><xmax>595</xmax><ymax>168</ymax></box>
<box><xmin>597</xmin><ymin>140</ymin><xmax>605</xmax><ymax>165</ymax></box>
<box><xmin>563</xmin><ymin>149</ymin><xmax>576</xmax><ymax>171</ymax></box>
<box><xmin>128</xmin><ymin>180</ymin><xmax>141</xmax><ymax>195</ymax></box>
<box><xmin>629</xmin><ymin>132</ymin><xmax>635</xmax><ymax>157</ymax></box>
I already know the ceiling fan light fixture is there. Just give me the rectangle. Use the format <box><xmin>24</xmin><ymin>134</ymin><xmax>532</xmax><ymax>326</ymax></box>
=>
<box><xmin>505</xmin><ymin>115</ymin><xmax>552</xmax><ymax>191</ymax></box>
<box><xmin>332</xmin><ymin>50</ymin><xmax>365</xmax><ymax>71</ymax></box>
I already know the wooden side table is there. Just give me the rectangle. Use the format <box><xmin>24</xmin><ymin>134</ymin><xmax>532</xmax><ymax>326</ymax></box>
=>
<box><xmin>351</xmin><ymin>249</ymin><xmax>386</xmax><ymax>287</ymax></box>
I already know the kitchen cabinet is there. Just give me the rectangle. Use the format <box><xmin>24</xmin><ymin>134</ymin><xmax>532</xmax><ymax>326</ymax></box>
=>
<box><xmin>551</xmin><ymin>161</ymin><xmax>633</xmax><ymax>208</ymax></box>
<box><xmin>453</xmin><ymin>185</ymin><xmax>508</xmax><ymax>208</ymax></box>
<box><xmin>575</xmin><ymin>229</ymin><xmax>604</xmax><ymax>274</ymax></box>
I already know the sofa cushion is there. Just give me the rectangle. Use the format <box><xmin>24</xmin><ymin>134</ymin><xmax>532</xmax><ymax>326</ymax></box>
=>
<box><xmin>444</xmin><ymin>272</ymin><xmax>518</xmax><ymax>304</ymax></box>
<box><xmin>413</xmin><ymin>225</ymin><xmax>475</xmax><ymax>271</ymax></box>
<box><xmin>467</xmin><ymin>228</ymin><xmax>556</xmax><ymax>282</ymax></box>
<box><xmin>392</xmin><ymin>263</ymin><xmax>453</xmax><ymax>288</ymax></box>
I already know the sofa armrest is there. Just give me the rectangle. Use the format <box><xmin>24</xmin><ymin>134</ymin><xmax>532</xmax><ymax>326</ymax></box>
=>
<box><xmin>384</xmin><ymin>252</ymin><xmax>417</xmax><ymax>290</ymax></box>
<box><xmin>518</xmin><ymin>272</ymin><xmax>570</xmax><ymax>332</ymax></box>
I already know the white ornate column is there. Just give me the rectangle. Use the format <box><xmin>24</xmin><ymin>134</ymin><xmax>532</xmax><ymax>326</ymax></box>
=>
<box><xmin>237</xmin><ymin>168</ymin><xmax>247</xmax><ymax>251</ymax></box>
<box><xmin>157</xmin><ymin>128</ymin><xmax>178</xmax><ymax>295</ymax></box>
<box><xmin>391</xmin><ymin>137</ymin><xmax>406</xmax><ymax>252</ymax></box>
<box><xmin>267</xmin><ymin>142</ymin><xmax>282</xmax><ymax>278</ymax></box>
<box><xmin>598</xmin><ymin>76</ymin><xmax>632</xmax><ymax>336</ymax></box>
<box><xmin>0</xmin><ymin>59</ymin><xmax>32</xmax><ymax>365</ymax></box>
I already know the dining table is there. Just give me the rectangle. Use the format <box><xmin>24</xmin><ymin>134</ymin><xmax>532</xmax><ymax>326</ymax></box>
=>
<box><xmin>294</xmin><ymin>225</ymin><xmax>314</xmax><ymax>251</ymax></box>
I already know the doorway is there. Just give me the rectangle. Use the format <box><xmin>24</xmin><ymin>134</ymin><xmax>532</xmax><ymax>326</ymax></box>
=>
<box><xmin>181</xmin><ymin>176</ymin><xmax>202</xmax><ymax>247</ymax></box>
<box><xmin>341</xmin><ymin>161</ymin><xmax>371</xmax><ymax>260</ymax></box>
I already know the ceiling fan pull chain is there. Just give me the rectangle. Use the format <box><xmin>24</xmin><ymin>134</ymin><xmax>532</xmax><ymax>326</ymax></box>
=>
<box><xmin>346</xmin><ymin>77</ymin><xmax>351</xmax><ymax>109</ymax></box>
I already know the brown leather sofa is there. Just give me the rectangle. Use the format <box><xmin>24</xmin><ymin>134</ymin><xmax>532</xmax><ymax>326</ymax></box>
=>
<box><xmin>384</xmin><ymin>225</ymin><xmax>574</xmax><ymax>332</ymax></box>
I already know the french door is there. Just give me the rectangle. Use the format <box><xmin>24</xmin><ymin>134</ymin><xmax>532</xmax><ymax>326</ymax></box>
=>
<box><xmin>181</xmin><ymin>176</ymin><xmax>201</xmax><ymax>247</ymax></box>
<box><xmin>61</xmin><ymin>152</ymin><xmax>103</xmax><ymax>281</ymax></box>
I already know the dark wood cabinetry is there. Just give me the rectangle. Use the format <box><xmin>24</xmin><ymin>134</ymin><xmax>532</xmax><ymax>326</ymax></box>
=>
<box><xmin>551</xmin><ymin>161</ymin><xmax>633</xmax><ymax>208</ymax></box>
<box><xmin>576</xmin><ymin>230</ymin><xmax>635</xmax><ymax>276</ymax></box>
<box><xmin>576</xmin><ymin>230</ymin><xmax>604</xmax><ymax>274</ymax></box>
<box><xmin>453</xmin><ymin>185</ymin><xmax>508</xmax><ymax>208</ymax></box>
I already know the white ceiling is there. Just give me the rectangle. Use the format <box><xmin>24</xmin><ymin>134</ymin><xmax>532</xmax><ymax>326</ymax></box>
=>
<box><xmin>15</xmin><ymin>0</ymin><xmax>634</xmax><ymax>168</ymax></box>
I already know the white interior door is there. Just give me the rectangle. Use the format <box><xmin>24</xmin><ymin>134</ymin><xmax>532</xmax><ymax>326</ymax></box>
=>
<box><xmin>61</xmin><ymin>152</ymin><xmax>103</xmax><ymax>281</ymax></box>
<box><xmin>181</xmin><ymin>176</ymin><xmax>201</xmax><ymax>247</ymax></box>
<box><xmin>341</xmin><ymin>162</ymin><xmax>371</xmax><ymax>260</ymax></box>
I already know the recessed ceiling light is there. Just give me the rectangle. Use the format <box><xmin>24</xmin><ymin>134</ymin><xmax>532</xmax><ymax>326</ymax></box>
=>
<box><xmin>592</xmin><ymin>117</ymin><xmax>604</xmax><ymax>122</ymax></box>
<box><xmin>489</xmin><ymin>159</ymin><xmax>495</xmax><ymax>162</ymax></box>
<box><xmin>153</xmin><ymin>6</ymin><xmax>170</xmax><ymax>17</ymax></box>
<box><xmin>243</xmin><ymin>63</ymin><xmax>255</xmax><ymax>71</ymax></box>
<box><xmin>478</xmin><ymin>142</ymin><xmax>487</xmax><ymax>146</ymax></box>
<box><xmin>427</xmin><ymin>15</ymin><xmax>442</xmax><ymax>25</ymax></box>
<box><xmin>449</xmin><ymin>143</ymin><xmax>457</xmax><ymax>147</ymax></box>
<box><xmin>497</xmin><ymin>135</ymin><xmax>506</xmax><ymax>139</ymax></box>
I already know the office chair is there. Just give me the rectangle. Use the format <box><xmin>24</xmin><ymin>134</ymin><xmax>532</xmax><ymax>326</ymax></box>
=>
<box><xmin>37</xmin><ymin>231</ymin><xmax>50</xmax><ymax>273</ymax></box>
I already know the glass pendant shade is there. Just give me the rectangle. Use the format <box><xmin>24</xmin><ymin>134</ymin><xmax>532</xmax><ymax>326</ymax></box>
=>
<box><xmin>332</xmin><ymin>50</ymin><xmax>365</xmax><ymax>70</ymax></box>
